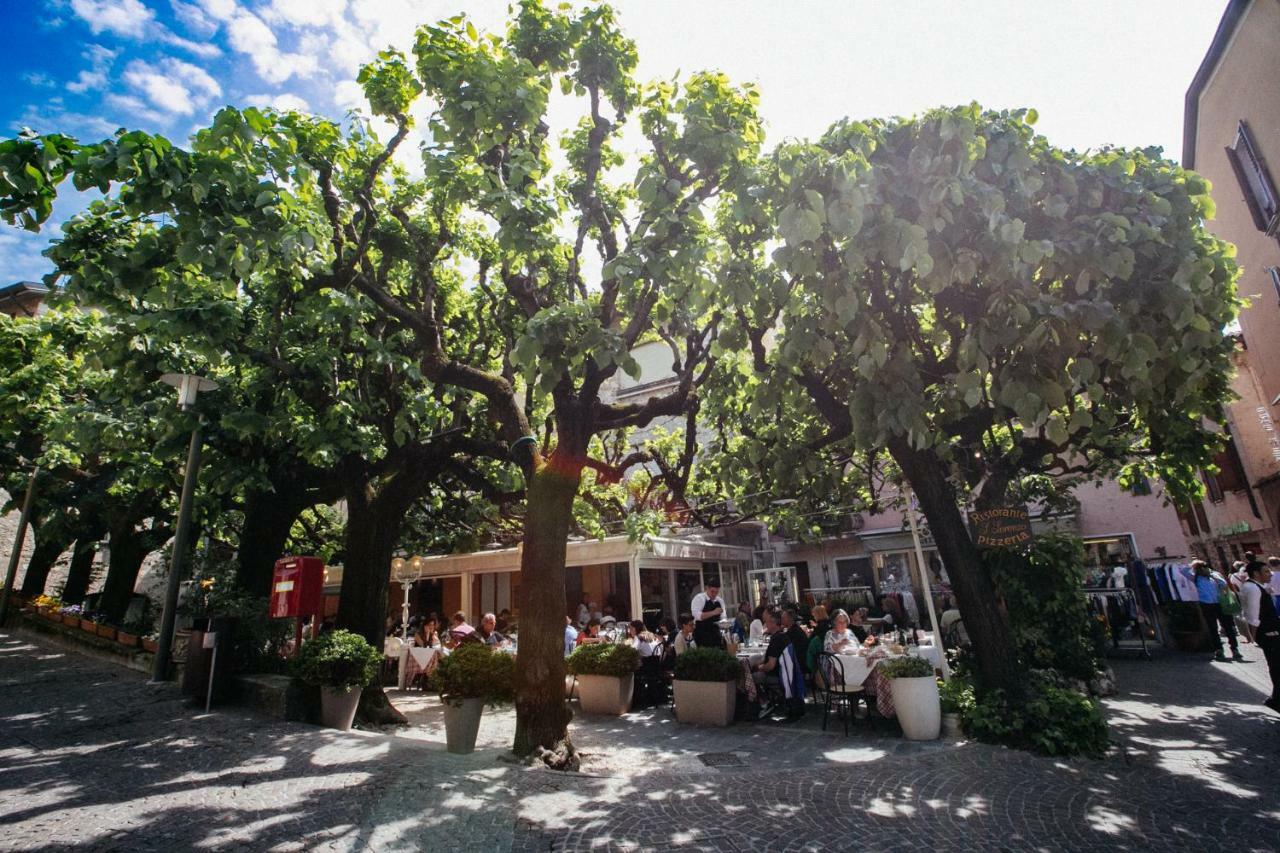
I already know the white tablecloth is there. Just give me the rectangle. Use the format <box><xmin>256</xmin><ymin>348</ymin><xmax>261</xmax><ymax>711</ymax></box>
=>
<box><xmin>736</xmin><ymin>646</ymin><xmax>767</xmax><ymax>667</ymax></box>
<box><xmin>409</xmin><ymin>646</ymin><xmax>439</xmax><ymax>669</ymax></box>
<box><xmin>910</xmin><ymin>643</ymin><xmax>943</xmax><ymax>670</ymax></box>
<box><xmin>831</xmin><ymin>652</ymin><xmax>877</xmax><ymax>687</ymax></box>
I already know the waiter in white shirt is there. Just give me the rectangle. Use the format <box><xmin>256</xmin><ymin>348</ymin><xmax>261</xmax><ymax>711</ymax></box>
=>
<box><xmin>691</xmin><ymin>582</ymin><xmax>726</xmax><ymax>649</ymax></box>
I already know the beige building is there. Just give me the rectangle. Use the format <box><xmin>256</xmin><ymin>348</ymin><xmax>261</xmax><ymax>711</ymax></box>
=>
<box><xmin>1181</xmin><ymin>0</ymin><xmax>1280</xmax><ymax>564</ymax></box>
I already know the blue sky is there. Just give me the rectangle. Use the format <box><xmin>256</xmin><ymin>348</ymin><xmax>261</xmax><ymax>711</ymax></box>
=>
<box><xmin>1</xmin><ymin>0</ymin><xmax>1228</xmax><ymax>283</ymax></box>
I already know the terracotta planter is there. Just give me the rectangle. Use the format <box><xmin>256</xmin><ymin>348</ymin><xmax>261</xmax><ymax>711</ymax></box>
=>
<box><xmin>576</xmin><ymin>674</ymin><xmax>634</xmax><ymax>716</ymax></box>
<box><xmin>62</xmin><ymin>614</ymin><xmax>81</xmax><ymax>628</ymax></box>
<box><xmin>888</xmin><ymin>676</ymin><xmax>941</xmax><ymax>741</ymax></box>
<box><xmin>81</xmin><ymin>619</ymin><xmax>99</xmax><ymax>635</ymax></box>
<box><xmin>95</xmin><ymin>624</ymin><xmax>117</xmax><ymax>641</ymax></box>
<box><xmin>319</xmin><ymin>687</ymin><xmax>362</xmax><ymax>731</ymax></box>
<box><xmin>673</xmin><ymin>679</ymin><xmax>736</xmax><ymax>726</ymax></box>
<box><xmin>443</xmin><ymin>697</ymin><xmax>485</xmax><ymax>754</ymax></box>
<box><xmin>117</xmin><ymin>631</ymin><xmax>140</xmax><ymax>649</ymax></box>
<box><xmin>142</xmin><ymin>638</ymin><xmax>158</xmax><ymax>653</ymax></box>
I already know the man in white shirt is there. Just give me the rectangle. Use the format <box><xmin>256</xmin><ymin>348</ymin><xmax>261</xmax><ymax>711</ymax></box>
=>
<box><xmin>1240</xmin><ymin>562</ymin><xmax>1279</xmax><ymax>713</ymax></box>
<box><xmin>690</xmin><ymin>582</ymin><xmax>726</xmax><ymax>649</ymax></box>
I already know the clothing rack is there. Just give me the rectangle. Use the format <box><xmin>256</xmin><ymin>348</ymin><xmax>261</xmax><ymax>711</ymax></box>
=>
<box><xmin>1083</xmin><ymin>587</ymin><xmax>1153</xmax><ymax>661</ymax></box>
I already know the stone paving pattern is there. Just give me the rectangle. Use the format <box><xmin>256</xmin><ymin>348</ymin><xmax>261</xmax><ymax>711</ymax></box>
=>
<box><xmin>1</xmin><ymin>628</ymin><xmax>1278</xmax><ymax>852</ymax></box>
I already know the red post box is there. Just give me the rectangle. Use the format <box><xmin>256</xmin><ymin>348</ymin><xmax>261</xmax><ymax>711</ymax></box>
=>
<box><xmin>270</xmin><ymin>556</ymin><xmax>324</xmax><ymax>619</ymax></box>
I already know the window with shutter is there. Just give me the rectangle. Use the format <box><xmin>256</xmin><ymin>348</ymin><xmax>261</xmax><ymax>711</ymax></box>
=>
<box><xmin>1226</xmin><ymin>121</ymin><xmax>1279</xmax><ymax>234</ymax></box>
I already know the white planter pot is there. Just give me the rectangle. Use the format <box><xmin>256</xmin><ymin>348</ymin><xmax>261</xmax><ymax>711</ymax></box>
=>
<box><xmin>320</xmin><ymin>686</ymin><xmax>362</xmax><ymax>731</ymax></box>
<box><xmin>444</xmin><ymin>697</ymin><xmax>485</xmax><ymax>754</ymax></box>
<box><xmin>577</xmin><ymin>674</ymin><xmax>634</xmax><ymax>716</ymax></box>
<box><xmin>673</xmin><ymin>679</ymin><xmax>736</xmax><ymax>727</ymax></box>
<box><xmin>941</xmin><ymin>712</ymin><xmax>963</xmax><ymax>740</ymax></box>
<box><xmin>889</xmin><ymin>676</ymin><xmax>941</xmax><ymax>740</ymax></box>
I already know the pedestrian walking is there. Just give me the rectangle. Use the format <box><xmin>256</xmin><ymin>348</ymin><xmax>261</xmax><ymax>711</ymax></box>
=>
<box><xmin>1240</xmin><ymin>562</ymin><xmax>1280</xmax><ymax>714</ymax></box>
<box><xmin>1181</xmin><ymin>560</ymin><xmax>1242</xmax><ymax>662</ymax></box>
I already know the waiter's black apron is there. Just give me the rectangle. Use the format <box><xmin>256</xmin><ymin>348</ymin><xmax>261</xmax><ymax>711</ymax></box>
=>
<box><xmin>693</xmin><ymin>597</ymin><xmax>725</xmax><ymax>648</ymax></box>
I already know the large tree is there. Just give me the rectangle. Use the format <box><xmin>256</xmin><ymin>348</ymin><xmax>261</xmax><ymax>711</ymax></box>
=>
<box><xmin>715</xmin><ymin>105</ymin><xmax>1238</xmax><ymax>698</ymax></box>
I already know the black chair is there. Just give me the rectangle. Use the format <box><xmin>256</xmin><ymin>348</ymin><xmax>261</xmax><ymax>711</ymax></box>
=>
<box><xmin>633</xmin><ymin>645</ymin><xmax>669</xmax><ymax>709</ymax></box>
<box><xmin>817</xmin><ymin>652</ymin><xmax>864</xmax><ymax>736</ymax></box>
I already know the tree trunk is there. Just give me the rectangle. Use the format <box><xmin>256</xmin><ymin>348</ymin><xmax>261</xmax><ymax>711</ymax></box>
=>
<box><xmin>61</xmin><ymin>533</ymin><xmax>104</xmax><ymax>604</ymax></box>
<box><xmin>18</xmin><ymin>528</ymin><xmax>69</xmax><ymax>598</ymax></box>
<box><xmin>890</xmin><ymin>440</ymin><xmax>1025</xmax><ymax>702</ymax></box>
<box><xmin>236</xmin><ymin>487</ymin><xmax>313</xmax><ymax>598</ymax></box>
<box><xmin>512</xmin><ymin>449</ymin><xmax>582</xmax><ymax>756</ymax></box>
<box><xmin>98</xmin><ymin>526</ymin><xmax>148</xmax><ymax>622</ymax></box>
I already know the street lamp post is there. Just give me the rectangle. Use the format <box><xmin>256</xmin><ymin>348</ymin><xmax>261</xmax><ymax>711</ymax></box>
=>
<box><xmin>393</xmin><ymin>556</ymin><xmax>426</xmax><ymax>689</ymax></box>
<box><xmin>151</xmin><ymin>373</ymin><xmax>218</xmax><ymax>683</ymax></box>
<box><xmin>0</xmin><ymin>467</ymin><xmax>40</xmax><ymax>627</ymax></box>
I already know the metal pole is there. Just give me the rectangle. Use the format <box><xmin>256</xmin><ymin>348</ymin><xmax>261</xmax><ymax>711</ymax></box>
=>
<box><xmin>906</xmin><ymin>487</ymin><xmax>951</xmax><ymax>680</ymax></box>
<box><xmin>151</xmin><ymin>423</ymin><xmax>204</xmax><ymax>682</ymax></box>
<box><xmin>0</xmin><ymin>468</ymin><xmax>40</xmax><ymax>627</ymax></box>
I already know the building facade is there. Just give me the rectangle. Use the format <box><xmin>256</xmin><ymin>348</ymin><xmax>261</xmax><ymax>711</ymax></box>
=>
<box><xmin>1181</xmin><ymin>0</ymin><xmax>1280</xmax><ymax>565</ymax></box>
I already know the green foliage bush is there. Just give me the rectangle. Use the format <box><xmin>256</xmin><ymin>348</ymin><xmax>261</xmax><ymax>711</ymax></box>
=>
<box><xmin>673</xmin><ymin>647</ymin><xmax>741</xmax><ymax>682</ymax></box>
<box><xmin>434</xmin><ymin>643</ymin><xmax>516</xmax><ymax>706</ymax></box>
<box><xmin>960</xmin><ymin>677</ymin><xmax>1108</xmax><ymax>757</ymax></box>
<box><xmin>567</xmin><ymin>642</ymin><xmax>639</xmax><ymax>677</ymax></box>
<box><xmin>878</xmin><ymin>656</ymin><xmax>935</xmax><ymax>679</ymax></box>
<box><xmin>983</xmin><ymin>534</ymin><xmax>1101</xmax><ymax>681</ymax></box>
<box><xmin>295</xmin><ymin>629</ymin><xmax>381</xmax><ymax>693</ymax></box>
<box><xmin>184</xmin><ymin>558</ymin><xmax>294</xmax><ymax>674</ymax></box>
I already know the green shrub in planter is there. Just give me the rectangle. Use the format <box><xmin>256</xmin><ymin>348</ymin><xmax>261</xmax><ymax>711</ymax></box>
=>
<box><xmin>567</xmin><ymin>642</ymin><xmax>639</xmax><ymax>677</ymax></box>
<box><xmin>434</xmin><ymin>643</ymin><xmax>516</xmax><ymax>706</ymax></box>
<box><xmin>878</xmin><ymin>656</ymin><xmax>935</xmax><ymax>679</ymax></box>
<box><xmin>963</xmin><ymin>679</ymin><xmax>1108</xmax><ymax>757</ymax></box>
<box><xmin>295</xmin><ymin>630</ymin><xmax>381</xmax><ymax>694</ymax></box>
<box><xmin>673</xmin><ymin>647</ymin><xmax>740</xmax><ymax>682</ymax></box>
<box><xmin>937</xmin><ymin>674</ymin><xmax>974</xmax><ymax>714</ymax></box>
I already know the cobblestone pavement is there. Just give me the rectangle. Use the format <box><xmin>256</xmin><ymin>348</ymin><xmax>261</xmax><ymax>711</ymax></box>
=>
<box><xmin>1</xmin><ymin>628</ymin><xmax>1278</xmax><ymax>852</ymax></box>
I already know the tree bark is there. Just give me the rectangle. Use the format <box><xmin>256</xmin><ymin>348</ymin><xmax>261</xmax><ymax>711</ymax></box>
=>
<box><xmin>98</xmin><ymin>525</ymin><xmax>149</xmax><ymax>622</ymax></box>
<box><xmin>18</xmin><ymin>528</ymin><xmax>69</xmax><ymax>598</ymax></box>
<box><xmin>61</xmin><ymin>533</ymin><xmax>104</xmax><ymax>604</ymax></box>
<box><xmin>512</xmin><ymin>447</ymin><xmax>582</xmax><ymax>756</ymax></box>
<box><xmin>236</xmin><ymin>487</ymin><xmax>317</xmax><ymax>598</ymax></box>
<box><xmin>889</xmin><ymin>439</ymin><xmax>1025</xmax><ymax>702</ymax></box>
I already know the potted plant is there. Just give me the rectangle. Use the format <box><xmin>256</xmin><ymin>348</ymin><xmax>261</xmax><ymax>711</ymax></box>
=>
<box><xmin>672</xmin><ymin>648</ymin><xmax>741</xmax><ymax>727</ymax></box>
<box><xmin>295</xmin><ymin>629</ymin><xmax>381</xmax><ymax>731</ymax></box>
<box><xmin>80</xmin><ymin>610</ymin><xmax>102</xmax><ymax>635</ymax></box>
<box><xmin>937</xmin><ymin>675</ymin><xmax>971</xmax><ymax>739</ymax></box>
<box><xmin>567</xmin><ymin>643</ymin><xmax>639</xmax><ymax>715</ymax></box>
<box><xmin>34</xmin><ymin>595</ymin><xmax>61</xmax><ymax>620</ymax></box>
<box><xmin>117</xmin><ymin>613</ymin><xmax>150</xmax><ymax>650</ymax></box>
<box><xmin>434</xmin><ymin>643</ymin><xmax>516</xmax><ymax>754</ymax></box>
<box><xmin>880</xmin><ymin>656</ymin><xmax>941</xmax><ymax>740</ymax></box>
<box><xmin>60</xmin><ymin>604</ymin><xmax>83</xmax><ymax>628</ymax></box>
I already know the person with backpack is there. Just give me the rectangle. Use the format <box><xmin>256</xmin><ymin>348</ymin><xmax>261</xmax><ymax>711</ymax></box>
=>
<box><xmin>1181</xmin><ymin>560</ymin><xmax>1242</xmax><ymax>662</ymax></box>
<box><xmin>1241</xmin><ymin>562</ymin><xmax>1280</xmax><ymax>714</ymax></box>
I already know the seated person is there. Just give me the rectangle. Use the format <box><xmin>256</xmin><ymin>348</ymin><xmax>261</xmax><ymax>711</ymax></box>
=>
<box><xmin>446</xmin><ymin>611</ymin><xmax>475</xmax><ymax>648</ymax></box>
<box><xmin>750</xmin><ymin>608</ymin><xmax>805</xmax><ymax>721</ymax></box>
<box><xmin>576</xmin><ymin>618</ymin><xmax>603</xmax><ymax>645</ymax></box>
<box><xmin>748</xmin><ymin>605</ymin><xmax>766</xmax><ymax>645</ymax></box>
<box><xmin>414</xmin><ymin>617</ymin><xmax>440</xmax><ymax>648</ymax></box>
<box><xmin>673</xmin><ymin>613</ymin><xmax>697</xmax><ymax>655</ymax></box>
<box><xmin>781</xmin><ymin>607</ymin><xmax>811</xmax><ymax>674</ymax></box>
<box><xmin>848</xmin><ymin>608</ymin><xmax>870</xmax><ymax>643</ymax></box>
<box><xmin>495</xmin><ymin>608</ymin><xmax>512</xmax><ymax>634</ymax></box>
<box><xmin>563</xmin><ymin>615</ymin><xmax>578</xmax><ymax>657</ymax></box>
<box><xmin>824</xmin><ymin>609</ymin><xmax>858</xmax><ymax>654</ymax></box>
<box><xmin>809</xmin><ymin>604</ymin><xmax>831</xmax><ymax>642</ymax></box>
<box><xmin>478</xmin><ymin>612</ymin><xmax>508</xmax><ymax>647</ymax></box>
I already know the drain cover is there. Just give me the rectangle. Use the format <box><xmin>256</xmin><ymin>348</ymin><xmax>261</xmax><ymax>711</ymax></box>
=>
<box><xmin>697</xmin><ymin>752</ymin><xmax>744</xmax><ymax>767</ymax></box>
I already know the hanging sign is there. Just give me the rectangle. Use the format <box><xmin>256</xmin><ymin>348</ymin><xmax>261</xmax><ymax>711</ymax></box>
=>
<box><xmin>971</xmin><ymin>506</ymin><xmax>1033</xmax><ymax>549</ymax></box>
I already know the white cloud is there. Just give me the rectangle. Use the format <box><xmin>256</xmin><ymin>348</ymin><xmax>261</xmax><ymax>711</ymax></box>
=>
<box><xmin>332</xmin><ymin>79</ymin><xmax>364</xmax><ymax>111</ymax></box>
<box><xmin>196</xmin><ymin>0</ymin><xmax>239</xmax><ymax>22</ymax></box>
<box><xmin>263</xmin><ymin>0</ymin><xmax>347</xmax><ymax>29</ymax></box>
<box><xmin>122</xmin><ymin>57</ymin><xmax>223</xmax><ymax>116</ymax></box>
<box><xmin>160</xmin><ymin>31</ymin><xmax>222</xmax><ymax>59</ymax></box>
<box><xmin>23</xmin><ymin>72</ymin><xmax>56</xmax><ymax>88</ymax></box>
<box><xmin>245</xmin><ymin>92</ymin><xmax>311</xmax><ymax>113</ymax></box>
<box><xmin>70</xmin><ymin>0</ymin><xmax>153</xmax><ymax>37</ymax></box>
<box><xmin>104</xmin><ymin>93</ymin><xmax>170</xmax><ymax>125</ymax></box>
<box><xmin>170</xmin><ymin>0</ymin><xmax>218</xmax><ymax>37</ymax></box>
<box><xmin>224</xmin><ymin>8</ymin><xmax>317</xmax><ymax>84</ymax></box>
<box><xmin>65</xmin><ymin>44</ymin><xmax>118</xmax><ymax>94</ymax></box>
